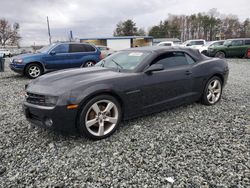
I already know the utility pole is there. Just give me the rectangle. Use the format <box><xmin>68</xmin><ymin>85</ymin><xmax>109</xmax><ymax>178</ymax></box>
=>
<box><xmin>47</xmin><ymin>16</ymin><xmax>51</xmax><ymax>44</ymax></box>
<box><xmin>69</xmin><ymin>30</ymin><xmax>73</xmax><ymax>42</ymax></box>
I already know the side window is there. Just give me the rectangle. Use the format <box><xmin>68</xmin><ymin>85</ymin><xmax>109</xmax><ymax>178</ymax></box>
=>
<box><xmin>69</xmin><ymin>44</ymin><xmax>85</xmax><ymax>53</ymax></box>
<box><xmin>245</xmin><ymin>40</ymin><xmax>250</xmax><ymax>45</ymax></box>
<box><xmin>52</xmin><ymin>44</ymin><xmax>69</xmax><ymax>53</ymax></box>
<box><xmin>163</xmin><ymin>43</ymin><xmax>172</xmax><ymax>46</ymax></box>
<box><xmin>194</xmin><ymin>41</ymin><xmax>204</xmax><ymax>45</ymax></box>
<box><xmin>231</xmin><ymin>40</ymin><xmax>244</xmax><ymax>46</ymax></box>
<box><xmin>154</xmin><ymin>52</ymin><xmax>192</xmax><ymax>69</ymax></box>
<box><xmin>84</xmin><ymin>44</ymin><xmax>96</xmax><ymax>52</ymax></box>
<box><xmin>69</xmin><ymin>44</ymin><xmax>96</xmax><ymax>53</ymax></box>
<box><xmin>185</xmin><ymin>54</ymin><xmax>196</xmax><ymax>64</ymax></box>
<box><xmin>189</xmin><ymin>41</ymin><xmax>195</xmax><ymax>46</ymax></box>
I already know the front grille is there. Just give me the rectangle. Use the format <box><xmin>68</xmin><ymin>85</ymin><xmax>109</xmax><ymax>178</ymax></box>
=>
<box><xmin>26</xmin><ymin>92</ymin><xmax>46</xmax><ymax>105</ymax></box>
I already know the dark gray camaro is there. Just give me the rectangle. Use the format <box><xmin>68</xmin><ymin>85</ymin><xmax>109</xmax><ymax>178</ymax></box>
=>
<box><xmin>24</xmin><ymin>46</ymin><xmax>229</xmax><ymax>139</ymax></box>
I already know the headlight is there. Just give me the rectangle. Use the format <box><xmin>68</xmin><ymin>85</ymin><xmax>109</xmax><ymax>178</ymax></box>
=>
<box><xmin>45</xmin><ymin>96</ymin><xmax>58</xmax><ymax>106</ymax></box>
<box><xmin>15</xmin><ymin>59</ymin><xmax>23</xmax><ymax>64</ymax></box>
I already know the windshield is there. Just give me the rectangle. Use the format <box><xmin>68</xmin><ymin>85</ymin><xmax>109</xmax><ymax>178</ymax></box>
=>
<box><xmin>182</xmin><ymin>40</ymin><xmax>190</xmax><ymax>45</ymax></box>
<box><xmin>37</xmin><ymin>43</ymin><xmax>57</xmax><ymax>53</ymax></box>
<box><xmin>223</xmin><ymin>40</ymin><xmax>232</xmax><ymax>46</ymax></box>
<box><xmin>95</xmin><ymin>51</ymin><xmax>150</xmax><ymax>71</ymax></box>
<box><xmin>204</xmin><ymin>41</ymin><xmax>214</xmax><ymax>47</ymax></box>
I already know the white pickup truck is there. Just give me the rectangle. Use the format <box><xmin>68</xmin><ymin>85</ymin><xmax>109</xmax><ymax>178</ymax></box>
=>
<box><xmin>0</xmin><ymin>49</ymin><xmax>11</xmax><ymax>57</ymax></box>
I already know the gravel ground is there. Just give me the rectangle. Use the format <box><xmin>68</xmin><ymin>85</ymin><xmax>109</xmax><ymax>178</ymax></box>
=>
<box><xmin>0</xmin><ymin>58</ymin><xmax>249</xmax><ymax>187</ymax></box>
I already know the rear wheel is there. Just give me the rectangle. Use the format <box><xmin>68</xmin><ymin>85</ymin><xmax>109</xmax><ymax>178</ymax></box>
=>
<box><xmin>25</xmin><ymin>63</ymin><xmax>42</xmax><ymax>79</ymax></box>
<box><xmin>82</xmin><ymin>61</ymin><xmax>95</xmax><ymax>67</ymax></box>
<box><xmin>78</xmin><ymin>95</ymin><xmax>122</xmax><ymax>140</ymax></box>
<box><xmin>201</xmin><ymin>76</ymin><xmax>222</xmax><ymax>105</ymax></box>
<box><xmin>215</xmin><ymin>51</ymin><xmax>225</xmax><ymax>58</ymax></box>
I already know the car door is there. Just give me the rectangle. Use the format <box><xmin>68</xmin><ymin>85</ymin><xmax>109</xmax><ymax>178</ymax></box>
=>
<box><xmin>227</xmin><ymin>40</ymin><xmax>244</xmax><ymax>57</ymax></box>
<box><xmin>68</xmin><ymin>44</ymin><xmax>98</xmax><ymax>67</ymax></box>
<box><xmin>42</xmin><ymin>44</ymin><xmax>71</xmax><ymax>70</ymax></box>
<box><xmin>141</xmin><ymin>52</ymin><xmax>195</xmax><ymax>113</ymax></box>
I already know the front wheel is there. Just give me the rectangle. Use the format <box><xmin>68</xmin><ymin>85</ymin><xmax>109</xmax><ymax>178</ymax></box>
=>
<box><xmin>201</xmin><ymin>76</ymin><xmax>222</xmax><ymax>105</ymax></box>
<box><xmin>78</xmin><ymin>95</ymin><xmax>122</xmax><ymax>140</ymax></box>
<box><xmin>25</xmin><ymin>63</ymin><xmax>42</xmax><ymax>79</ymax></box>
<box><xmin>215</xmin><ymin>51</ymin><xmax>225</xmax><ymax>58</ymax></box>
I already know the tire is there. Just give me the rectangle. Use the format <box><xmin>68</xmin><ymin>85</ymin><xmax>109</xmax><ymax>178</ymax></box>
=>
<box><xmin>25</xmin><ymin>63</ymin><xmax>43</xmax><ymax>79</ymax></box>
<box><xmin>83</xmin><ymin>61</ymin><xmax>95</xmax><ymax>67</ymax></box>
<box><xmin>78</xmin><ymin>94</ymin><xmax>122</xmax><ymax>140</ymax></box>
<box><xmin>215</xmin><ymin>51</ymin><xmax>225</xmax><ymax>58</ymax></box>
<box><xmin>201</xmin><ymin>76</ymin><xmax>223</xmax><ymax>105</ymax></box>
<box><xmin>201</xmin><ymin>50</ymin><xmax>207</xmax><ymax>55</ymax></box>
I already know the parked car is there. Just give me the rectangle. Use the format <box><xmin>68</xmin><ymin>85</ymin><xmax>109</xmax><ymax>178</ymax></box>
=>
<box><xmin>181</xmin><ymin>39</ymin><xmax>206</xmax><ymax>48</ymax></box>
<box><xmin>0</xmin><ymin>49</ymin><xmax>11</xmax><ymax>57</ymax></box>
<box><xmin>207</xmin><ymin>38</ymin><xmax>250</xmax><ymax>58</ymax></box>
<box><xmin>156</xmin><ymin>41</ymin><xmax>175</xmax><ymax>47</ymax></box>
<box><xmin>23</xmin><ymin>46</ymin><xmax>229</xmax><ymax>140</ymax></box>
<box><xmin>96</xmin><ymin>45</ymin><xmax>115</xmax><ymax>58</ymax></box>
<box><xmin>197</xmin><ymin>40</ymin><xmax>225</xmax><ymax>55</ymax></box>
<box><xmin>9</xmin><ymin>42</ymin><xmax>101</xmax><ymax>79</ymax></box>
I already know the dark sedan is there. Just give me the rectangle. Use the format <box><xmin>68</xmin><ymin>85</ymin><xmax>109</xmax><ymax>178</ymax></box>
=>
<box><xmin>23</xmin><ymin>46</ymin><xmax>229</xmax><ymax>139</ymax></box>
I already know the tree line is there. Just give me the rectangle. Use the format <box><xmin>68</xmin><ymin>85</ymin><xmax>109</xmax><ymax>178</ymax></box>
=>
<box><xmin>114</xmin><ymin>9</ymin><xmax>250</xmax><ymax>41</ymax></box>
<box><xmin>0</xmin><ymin>19</ymin><xmax>21</xmax><ymax>47</ymax></box>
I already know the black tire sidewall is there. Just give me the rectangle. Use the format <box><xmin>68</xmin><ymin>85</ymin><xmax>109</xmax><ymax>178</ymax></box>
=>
<box><xmin>202</xmin><ymin>76</ymin><xmax>222</xmax><ymax>106</ymax></box>
<box><xmin>78</xmin><ymin>94</ymin><xmax>122</xmax><ymax>140</ymax></box>
<box><xmin>25</xmin><ymin>64</ymin><xmax>42</xmax><ymax>79</ymax></box>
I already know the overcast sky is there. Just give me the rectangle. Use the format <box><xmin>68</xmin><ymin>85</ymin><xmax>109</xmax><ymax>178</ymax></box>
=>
<box><xmin>1</xmin><ymin>0</ymin><xmax>249</xmax><ymax>46</ymax></box>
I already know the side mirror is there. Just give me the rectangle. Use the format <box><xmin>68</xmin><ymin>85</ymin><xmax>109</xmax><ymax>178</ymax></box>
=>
<box><xmin>186</xmin><ymin>44</ymin><xmax>192</xmax><ymax>47</ymax></box>
<box><xmin>144</xmin><ymin>64</ymin><xmax>164</xmax><ymax>74</ymax></box>
<box><xmin>50</xmin><ymin>51</ymin><xmax>56</xmax><ymax>55</ymax></box>
<box><xmin>226</xmin><ymin>44</ymin><xmax>232</xmax><ymax>47</ymax></box>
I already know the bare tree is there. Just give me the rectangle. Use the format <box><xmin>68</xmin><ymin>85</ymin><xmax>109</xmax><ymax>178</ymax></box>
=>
<box><xmin>0</xmin><ymin>19</ymin><xmax>21</xmax><ymax>47</ymax></box>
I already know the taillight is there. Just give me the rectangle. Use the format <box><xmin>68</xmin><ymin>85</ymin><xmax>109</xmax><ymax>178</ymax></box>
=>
<box><xmin>99</xmin><ymin>53</ymin><xmax>104</xmax><ymax>60</ymax></box>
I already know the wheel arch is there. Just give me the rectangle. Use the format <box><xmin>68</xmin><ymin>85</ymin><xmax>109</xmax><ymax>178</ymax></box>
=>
<box><xmin>23</xmin><ymin>61</ymin><xmax>45</xmax><ymax>74</ymax></box>
<box><xmin>216</xmin><ymin>50</ymin><xmax>227</xmax><ymax>57</ymax></box>
<box><xmin>76</xmin><ymin>89</ymin><xmax>124</xmax><ymax>128</ymax></box>
<box><xmin>210</xmin><ymin>73</ymin><xmax>224</xmax><ymax>86</ymax></box>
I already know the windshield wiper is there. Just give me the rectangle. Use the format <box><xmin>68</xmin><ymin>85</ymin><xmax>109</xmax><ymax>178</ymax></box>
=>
<box><xmin>111</xmin><ymin>59</ymin><xmax>123</xmax><ymax>71</ymax></box>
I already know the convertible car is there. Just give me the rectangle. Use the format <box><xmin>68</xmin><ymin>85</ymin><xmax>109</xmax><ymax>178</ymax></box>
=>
<box><xmin>23</xmin><ymin>46</ymin><xmax>229</xmax><ymax>139</ymax></box>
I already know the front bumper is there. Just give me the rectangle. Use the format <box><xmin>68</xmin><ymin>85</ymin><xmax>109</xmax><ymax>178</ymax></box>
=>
<box><xmin>23</xmin><ymin>102</ymin><xmax>78</xmax><ymax>133</ymax></box>
<box><xmin>9</xmin><ymin>63</ymin><xmax>24</xmax><ymax>74</ymax></box>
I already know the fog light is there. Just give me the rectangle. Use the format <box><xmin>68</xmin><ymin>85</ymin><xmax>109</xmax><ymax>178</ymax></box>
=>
<box><xmin>44</xmin><ymin>118</ymin><xmax>53</xmax><ymax>127</ymax></box>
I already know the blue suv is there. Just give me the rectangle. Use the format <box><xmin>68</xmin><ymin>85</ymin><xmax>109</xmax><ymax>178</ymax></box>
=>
<box><xmin>10</xmin><ymin>42</ymin><xmax>101</xmax><ymax>78</ymax></box>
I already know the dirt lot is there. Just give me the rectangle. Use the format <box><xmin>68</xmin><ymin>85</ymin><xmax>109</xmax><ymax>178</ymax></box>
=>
<box><xmin>0</xmin><ymin>58</ymin><xmax>249</xmax><ymax>187</ymax></box>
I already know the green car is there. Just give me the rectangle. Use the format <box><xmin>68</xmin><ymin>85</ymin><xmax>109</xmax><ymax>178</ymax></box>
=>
<box><xmin>208</xmin><ymin>38</ymin><xmax>250</xmax><ymax>58</ymax></box>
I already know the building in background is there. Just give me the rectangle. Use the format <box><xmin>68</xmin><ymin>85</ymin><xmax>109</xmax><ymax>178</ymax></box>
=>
<box><xmin>153</xmin><ymin>38</ymin><xmax>181</xmax><ymax>46</ymax></box>
<box><xmin>79</xmin><ymin>36</ymin><xmax>153</xmax><ymax>51</ymax></box>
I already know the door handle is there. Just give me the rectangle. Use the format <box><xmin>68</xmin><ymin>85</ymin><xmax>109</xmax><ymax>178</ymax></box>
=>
<box><xmin>185</xmin><ymin>70</ymin><xmax>192</xmax><ymax>75</ymax></box>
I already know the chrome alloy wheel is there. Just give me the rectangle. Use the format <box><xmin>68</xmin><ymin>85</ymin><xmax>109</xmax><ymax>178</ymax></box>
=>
<box><xmin>85</xmin><ymin>100</ymin><xmax>119</xmax><ymax>137</ymax></box>
<box><xmin>207</xmin><ymin>79</ymin><xmax>222</xmax><ymax>104</ymax></box>
<box><xmin>28</xmin><ymin>65</ymin><xmax>41</xmax><ymax>78</ymax></box>
<box><xmin>85</xmin><ymin>61</ymin><xmax>95</xmax><ymax>67</ymax></box>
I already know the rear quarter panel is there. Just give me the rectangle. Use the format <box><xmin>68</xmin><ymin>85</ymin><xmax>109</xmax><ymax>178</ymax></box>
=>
<box><xmin>191</xmin><ymin>58</ymin><xmax>228</xmax><ymax>95</ymax></box>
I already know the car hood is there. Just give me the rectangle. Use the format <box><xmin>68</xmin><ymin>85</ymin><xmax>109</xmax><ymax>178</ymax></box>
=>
<box><xmin>26</xmin><ymin>67</ymin><xmax>121</xmax><ymax>95</ymax></box>
<box><xmin>12</xmin><ymin>53</ymin><xmax>44</xmax><ymax>60</ymax></box>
